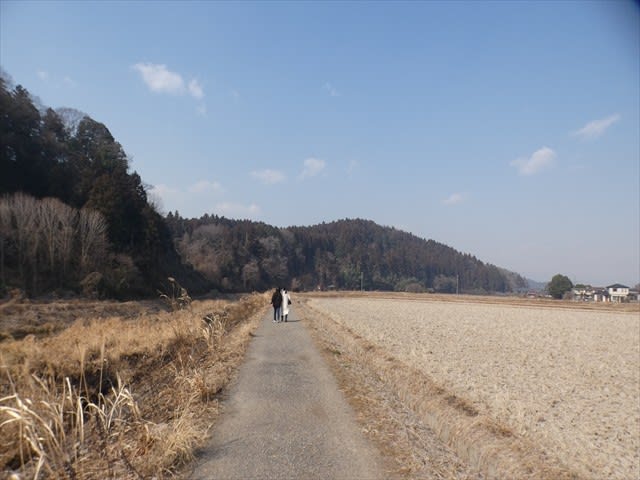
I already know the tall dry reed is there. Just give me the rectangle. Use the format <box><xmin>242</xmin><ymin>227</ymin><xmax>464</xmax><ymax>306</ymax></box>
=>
<box><xmin>1</xmin><ymin>293</ymin><xmax>267</xmax><ymax>479</ymax></box>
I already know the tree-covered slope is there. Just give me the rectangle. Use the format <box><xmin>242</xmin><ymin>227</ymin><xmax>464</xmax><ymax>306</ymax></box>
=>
<box><xmin>0</xmin><ymin>77</ymin><xmax>207</xmax><ymax>297</ymax></box>
<box><xmin>167</xmin><ymin>213</ymin><xmax>527</xmax><ymax>293</ymax></box>
<box><xmin>0</xmin><ymin>75</ymin><xmax>526</xmax><ymax>297</ymax></box>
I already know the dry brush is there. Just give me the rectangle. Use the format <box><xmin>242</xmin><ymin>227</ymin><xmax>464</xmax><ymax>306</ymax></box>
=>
<box><xmin>1</xmin><ymin>292</ymin><xmax>268</xmax><ymax>479</ymax></box>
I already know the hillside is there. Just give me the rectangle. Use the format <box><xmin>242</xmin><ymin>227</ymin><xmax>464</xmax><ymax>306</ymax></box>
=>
<box><xmin>0</xmin><ymin>75</ymin><xmax>526</xmax><ymax>297</ymax></box>
<box><xmin>167</xmin><ymin>213</ymin><xmax>527</xmax><ymax>293</ymax></box>
<box><xmin>0</xmin><ymin>76</ymin><xmax>207</xmax><ymax>298</ymax></box>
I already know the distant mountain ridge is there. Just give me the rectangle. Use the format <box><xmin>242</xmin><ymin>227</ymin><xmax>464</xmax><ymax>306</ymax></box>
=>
<box><xmin>166</xmin><ymin>214</ymin><xmax>528</xmax><ymax>293</ymax></box>
<box><xmin>525</xmin><ymin>279</ymin><xmax>547</xmax><ymax>292</ymax></box>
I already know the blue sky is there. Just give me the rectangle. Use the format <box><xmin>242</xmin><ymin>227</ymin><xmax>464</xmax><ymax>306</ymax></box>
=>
<box><xmin>2</xmin><ymin>1</ymin><xmax>639</xmax><ymax>286</ymax></box>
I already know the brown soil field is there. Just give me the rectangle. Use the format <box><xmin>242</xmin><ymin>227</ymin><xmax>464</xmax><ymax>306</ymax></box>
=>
<box><xmin>303</xmin><ymin>293</ymin><xmax>640</xmax><ymax>480</ymax></box>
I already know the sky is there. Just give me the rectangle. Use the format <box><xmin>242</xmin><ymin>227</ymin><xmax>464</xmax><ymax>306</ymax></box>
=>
<box><xmin>1</xmin><ymin>1</ymin><xmax>639</xmax><ymax>287</ymax></box>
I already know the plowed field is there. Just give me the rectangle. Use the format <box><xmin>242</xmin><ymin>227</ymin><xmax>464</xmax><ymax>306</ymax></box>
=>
<box><xmin>306</xmin><ymin>296</ymin><xmax>640</xmax><ymax>480</ymax></box>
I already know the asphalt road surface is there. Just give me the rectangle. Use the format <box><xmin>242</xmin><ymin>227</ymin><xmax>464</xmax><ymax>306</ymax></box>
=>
<box><xmin>190</xmin><ymin>307</ymin><xmax>385</xmax><ymax>480</ymax></box>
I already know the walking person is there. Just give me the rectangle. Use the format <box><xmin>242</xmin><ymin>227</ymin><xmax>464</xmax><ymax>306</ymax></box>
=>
<box><xmin>281</xmin><ymin>288</ymin><xmax>291</xmax><ymax>322</ymax></box>
<box><xmin>271</xmin><ymin>287</ymin><xmax>283</xmax><ymax>323</ymax></box>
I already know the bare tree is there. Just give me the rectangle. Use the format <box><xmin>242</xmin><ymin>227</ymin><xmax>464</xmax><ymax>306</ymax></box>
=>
<box><xmin>1</xmin><ymin>193</ymin><xmax>112</xmax><ymax>294</ymax></box>
<box><xmin>39</xmin><ymin>198</ymin><xmax>62</xmax><ymax>272</ymax></box>
<box><xmin>0</xmin><ymin>197</ymin><xmax>12</xmax><ymax>287</ymax></box>
<box><xmin>38</xmin><ymin>197</ymin><xmax>77</xmax><ymax>282</ymax></box>
<box><xmin>10</xmin><ymin>193</ymin><xmax>40</xmax><ymax>292</ymax></box>
<box><xmin>241</xmin><ymin>259</ymin><xmax>260</xmax><ymax>290</ymax></box>
<box><xmin>78</xmin><ymin>207</ymin><xmax>107</xmax><ymax>273</ymax></box>
<box><xmin>55</xmin><ymin>201</ymin><xmax>76</xmax><ymax>279</ymax></box>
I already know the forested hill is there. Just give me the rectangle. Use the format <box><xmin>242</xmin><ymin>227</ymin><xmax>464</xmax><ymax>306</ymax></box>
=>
<box><xmin>0</xmin><ymin>77</ymin><xmax>206</xmax><ymax>298</ymax></box>
<box><xmin>0</xmin><ymin>76</ymin><xmax>525</xmax><ymax>297</ymax></box>
<box><xmin>166</xmin><ymin>213</ymin><xmax>527</xmax><ymax>293</ymax></box>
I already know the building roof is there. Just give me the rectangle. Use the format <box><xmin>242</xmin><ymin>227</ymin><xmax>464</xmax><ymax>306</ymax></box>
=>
<box><xmin>607</xmin><ymin>283</ymin><xmax>629</xmax><ymax>289</ymax></box>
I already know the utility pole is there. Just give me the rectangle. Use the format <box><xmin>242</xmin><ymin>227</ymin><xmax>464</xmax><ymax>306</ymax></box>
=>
<box><xmin>456</xmin><ymin>274</ymin><xmax>459</xmax><ymax>295</ymax></box>
<box><xmin>360</xmin><ymin>271</ymin><xmax>364</xmax><ymax>292</ymax></box>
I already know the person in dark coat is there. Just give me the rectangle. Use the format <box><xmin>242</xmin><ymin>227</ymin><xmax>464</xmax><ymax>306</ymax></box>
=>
<box><xmin>271</xmin><ymin>287</ymin><xmax>283</xmax><ymax>322</ymax></box>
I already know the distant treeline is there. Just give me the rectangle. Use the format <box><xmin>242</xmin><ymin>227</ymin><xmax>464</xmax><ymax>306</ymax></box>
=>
<box><xmin>166</xmin><ymin>213</ymin><xmax>527</xmax><ymax>294</ymax></box>
<box><xmin>0</xmin><ymin>76</ymin><xmax>525</xmax><ymax>297</ymax></box>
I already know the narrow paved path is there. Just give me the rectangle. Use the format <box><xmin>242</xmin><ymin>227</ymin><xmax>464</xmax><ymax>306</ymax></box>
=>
<box><xmin>190</xmin><ymin>307</ymin><xmax>385</xmax><ymax>480</ymax></box>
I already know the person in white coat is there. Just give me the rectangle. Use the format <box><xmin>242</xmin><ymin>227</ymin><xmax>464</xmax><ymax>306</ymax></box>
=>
<box><xmin>281</xmin><ymin>288</ymin><xmax>291</xmax><ymax>322</ymax></box>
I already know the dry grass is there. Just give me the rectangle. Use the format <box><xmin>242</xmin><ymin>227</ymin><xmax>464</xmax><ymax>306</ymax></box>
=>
<box><xmin>306</xmin><ymin>301</ymin><xmax>485</xmax><ymax>480</ymax></box>
<box><xmin>1</xmin><ymin>292</ymin><xmax>268</xmax><ymax>479</ymax></box>
<box><xmin>302</xmin><ymin>293</ymin><xmax>639</xmax><ymax>480</ymax></box>
<box><xmin>0</xmin><ymin>293</ymin><xmax>166</xmax><ymax>341</ymax></box>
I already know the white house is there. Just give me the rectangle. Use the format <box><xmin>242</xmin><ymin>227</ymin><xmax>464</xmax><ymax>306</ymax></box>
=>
<box><xmin>572</xmin><ymin>285</ymin><xmax>595</xmax><ymax>301</ymax></box>
<box><xmin>607</xmin><ymin>284</ymin><xmax>629</xmax><ymax>302</ymax></box>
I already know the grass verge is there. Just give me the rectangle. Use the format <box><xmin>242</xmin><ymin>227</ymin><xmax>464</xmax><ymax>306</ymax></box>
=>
<box><xmin>1</xmin><ymin>293</ymin><xmax>268</xmax><ymax>479</ymax></box>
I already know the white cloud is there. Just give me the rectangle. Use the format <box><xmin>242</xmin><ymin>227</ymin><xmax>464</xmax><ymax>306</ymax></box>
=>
<box><xmin>133</xmin><ymin>63</ymin><xmax>184</xmax><ymax>94</ymax></box>
<box><xmin>148</xmin><ymin>184</ymin><xmax>179</xmax><ymax>214</ymax></box>
<box><xmin>188</xmin><ymin>180</ymin><xmax>223</xmax><ymax>194</ymax></box>
<box><xmin>323</xmin><ymin>82</ymin><xmax>340</xmax><ymax>97</ymax></box>
<box><xmin>214</xmin><ymin>202</ymin><xmax>261</xmax><ymax>218</ymax></box>
<box><xmin>132</xmin><ymin>62</ymin><xmax>204</xmax><ymax>99</ymax></box>
<box><xmin>443</xmin><ymin>192</ymin><xmax>467</xmax><ymax>205</ymax></box>
<box><xmin>149</xmin><ymin>183</ymin><xmax>179</xmax><ymax>197</ymax></box>
<box><xmin>63</xmin><ymin>76</ymin><xmax>77</xmax><ymax>88</ymax></box>
<box><xmin>149</xmin><ymin>181</ymin><xmax>262</xmax><ymax>220</ymax></box>
<box><xmin>36</xmin><ymin>70</ymin><xmax>76</xmax><ymax>88</ymax></box>
<box><xmin>196</xmin><ymin>104</ymin><xmax>207</xmax><ymax>117</ymax></box>
<box><xmin>347</xmin><ymin>159</ymin><xmax>359</xmax><ymax>175</ymax></box>
<box><xmin>572</xmin><ymin>114</ymin><xmax>620</xmax><ymax>140</ymax></box>
<box><xmin>510</xmin><ymin>147</ymin><xmax>556</xmax><ymax>176</ymax></box>
<box><xmin>299</xmin><ymin>157</ymin><xmax>327</xmax><ymax>179</ymax></box>
<box><xmin>150</xmin><ymin>181</ymin><xmax>224</xmax><ymax>215</ymax></box>
<box><xmin>251</xmin><ymin>169</ymin><xmax>286</xmax><ymax>185</ymax></box>
<box><xmin>188</xmin><ymin>78</ymin><xmax>204</xmax><ymax>99</ymax></box>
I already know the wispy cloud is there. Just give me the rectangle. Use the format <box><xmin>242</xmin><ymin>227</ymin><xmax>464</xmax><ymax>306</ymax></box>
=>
<box><xmin>347</xmin><ymin>159</ymin><xmax>359</xmax><ymax>175</ymax></box>
<box><xmin>149</xmin><ymin>183</ymin><xmax>179</xmax><ymax>197</ymax></box>
<box><xmin>132</xmin><ymin>63</ymin><xmax>183</xmax><ymax>94</ymax></box>
<box><xmin>215</xmin><ymin>202</ymin><xmax>261</xmax><ymax>218</ymax></box>
<box><xmin>188</xmin><ymin>180</ymin><xmax>223</xmax><ymax>194</ymax></box>
<box><xmin>443</xmin><ymin>192</ymin><xmax>467</xmax><ymax>205</ymax></box>
<box><xmin>148</xmin><ymin>183</ymin><xmax>180</xmax><ymax>214</ymax></box>
<box><xmin>37</xmin><ymin>70</ymin><xmax>76</xmax><ymax>88</ymax></box>
<box><xmin>132</xmin><ymin>62</ymin><xmax>204</xmax><ymax>99</ymax></box>
<box><xmin>510</xmin><ymin>147</ymin><xmax>556</xmax><ymax>176</ymax></box>
<box><xmin>299</xmin><ymin>157</ymin><xmax>327</xmax><ymax>179</ymax></box>
<box><xmin>323</xmin><ymin>82</ymin><xmax>340</xmax><ymax>97</ymax></box>
<box><xmin>188</xmin><ymin>79</ymin><xmax>204</xmax><ymax>99</ymax></box>
<box><xmin>251</xmin><ymin>169</ymin><xmax>286</xmax><ymax>185</ymax></box>
<box><xmin>149</xmin><ymin>181</ymin><xmax>224</xmax><ymax>214</ymax></box>
<box><xmin>572</xmin><ymin>114</ymin><xmax>620</xmax><ymax>140</ymax></box>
